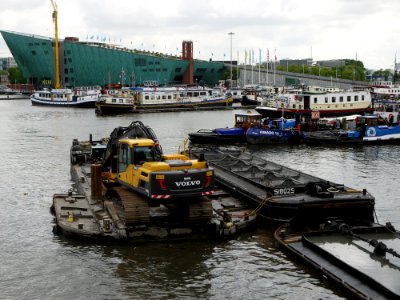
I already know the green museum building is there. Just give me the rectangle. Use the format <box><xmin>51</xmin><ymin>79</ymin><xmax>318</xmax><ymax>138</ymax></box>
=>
<box><xmin>1</xmin><ymin>30</ymin><xmax>225</xmax><ymax>88</ymax></box>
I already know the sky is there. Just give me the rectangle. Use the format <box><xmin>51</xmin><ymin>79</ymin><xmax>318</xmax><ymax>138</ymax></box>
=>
<box><xmin>0</xmin><ymin>0</ymin><xmax>399</xmax><ymax>70</ymax></box>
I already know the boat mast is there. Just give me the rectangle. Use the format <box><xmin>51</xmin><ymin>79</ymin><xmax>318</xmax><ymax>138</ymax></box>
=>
<box><xmin>50</xmin><ymin>0</ymin><xmax>61</xmax><ymax>88</ymax></box>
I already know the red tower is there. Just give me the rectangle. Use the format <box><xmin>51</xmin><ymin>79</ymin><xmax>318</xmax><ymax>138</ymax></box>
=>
<box><xmin>182</xmin><ymin>40</ymin><xmax>194</xmax><ymax>84</ymax></box>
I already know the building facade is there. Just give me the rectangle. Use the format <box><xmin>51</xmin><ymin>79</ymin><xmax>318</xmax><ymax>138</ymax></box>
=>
<box><xmin>1</xmin><ymin>31</ymin><xmax>225</xmax><ymax>88</ymax></box>
<box><xmin>0</xmin><ymin>56</ymin><xmax>17</xmax><ymax>71</ymax></box>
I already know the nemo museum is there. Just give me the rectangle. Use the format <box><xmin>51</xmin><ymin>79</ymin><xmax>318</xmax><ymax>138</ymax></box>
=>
<box><xmin>1</xmin><ymin>30</ymin><xmax>225</xmax><ymax>88</ymax></box>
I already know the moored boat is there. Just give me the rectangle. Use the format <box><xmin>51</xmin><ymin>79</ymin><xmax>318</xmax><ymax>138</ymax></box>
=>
<box><xmin>275</xmin><ymin>220</ymin><xmax>400</xmax><ymax>299</ymax></box>
<box><xmin>188</xmin><ymin>111</ymin><xmax>262</xmax><ymax>144</ymax></box>
<box><xmin>0</xmin><ymin>85</ymin><xmax>29</xmax><ymax>100</ymax></box>
<box><xmin>31</xmin><ymin>86</ymin><xmax>100</xmax><ymax>107</ymax></box>
<box><xmin>304</xmin><ymin>115</ymin><xmax>400</xmax><ymax>144</ymax></box>
<box><xmin>96</xmin><ymin>86</ymin><xmax>233</xmax><ymax>114</ymax></box>
<box><xmin>246</xmin><ymin>118</ymin><xmax>303</xmax><ymax>144</ymax></box>
<box><xmin>256</xmin><ymin>88</ymin><xmax>373</xmax><ymax>119</ymax></box>
<box><xmin>191</xmin><ymin>148</ymin><xmax>375</xmax><ymax>227</ymax></box>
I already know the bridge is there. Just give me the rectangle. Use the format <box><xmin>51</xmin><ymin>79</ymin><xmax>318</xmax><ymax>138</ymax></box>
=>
<box><xmin>227</xmin><ymin>64</ymin><xmax>369</xmax><ymax>89</ymax></box>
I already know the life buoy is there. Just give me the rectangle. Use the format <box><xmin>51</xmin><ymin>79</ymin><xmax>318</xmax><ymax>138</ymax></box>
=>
<box><xmin>366</xmin><ymin>127</ymin><xmax>376</xmax><ymax>137</ymax></box>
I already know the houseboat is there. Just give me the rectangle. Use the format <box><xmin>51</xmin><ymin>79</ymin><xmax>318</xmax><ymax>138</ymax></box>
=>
<box><xmin>96</xmin><ymin>86</ymin><xmax>233</xmax><ymax>114</ymax></box>
<box><xmin>256</xmin><ymin>89</ymin><xmax>374</xmax><ymax>119</ymax></box>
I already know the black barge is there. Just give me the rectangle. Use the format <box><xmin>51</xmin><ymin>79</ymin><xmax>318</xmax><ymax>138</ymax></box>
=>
<box><xmin>190</xmin><ymin>147</ymin><xmax>375</xmax><ymax>226</ymax></box>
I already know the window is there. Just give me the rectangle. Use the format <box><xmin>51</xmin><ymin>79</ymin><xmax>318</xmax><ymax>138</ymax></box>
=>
<box><xmin>339</xmin><ymin>96</ymin><xmax>343</xmax><ymax>102</ymax></box>
<box><xmin>362</xmin><ymin>95</ymin><xmax>365</xmax><ymax>100</ymax></box>
<box><xmin>332</xmin><ymin>97</ymin><xmax>336</xmax><ymax>103</ymax></box>
<box><xmin>347</xmin><ymin>96</ymin><xmax>351</xmax><ymax>102</ymax></box>
<box><xmin>314</xmin><ymin>97</ymin><xmax>318</xmax><ymax>104</ymax></box>
<box><xmin>118</xmin><ymin>144</ymin><xmax>130</xmax><ymax>172</ymax></box>
<box><xmin>355</xmin><ymin>95</ymin><xmax>358</xmax><ymax>101</ymax></box>
<box><xmin>324</xmin><ymin>97</ymin><xmax>328</xmax><ymax>103</ymax></box>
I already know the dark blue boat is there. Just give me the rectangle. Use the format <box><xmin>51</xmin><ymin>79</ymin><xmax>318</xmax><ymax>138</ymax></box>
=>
<box><xmin>246</xmin><ymin>118</ymin><xmax>303</xmax><ymax>144</ymax></box>
<box><xmin>188</xmin><ymin>112</ymin><xmax>262</xmax><ymax>144</ymax></box>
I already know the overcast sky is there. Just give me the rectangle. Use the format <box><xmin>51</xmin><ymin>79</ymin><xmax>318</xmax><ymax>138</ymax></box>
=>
<box><xmin>0</xmin><ymin>0</ymin><xmax>398</xmax><ymax>70</ymax></box>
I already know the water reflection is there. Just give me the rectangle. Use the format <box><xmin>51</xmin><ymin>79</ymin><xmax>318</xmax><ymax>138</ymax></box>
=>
<box><xmin>0</xmin><ymin>101</ymin><xmax>398</xmax><ymax>299</ymax></box>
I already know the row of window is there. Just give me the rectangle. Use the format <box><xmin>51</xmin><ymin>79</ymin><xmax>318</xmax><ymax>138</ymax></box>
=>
<box><xmin>314</xmin><ymin>95</ymin><xmax>366</xmax><ymax>104</ymax></box>
<box><xmin>291</xmin><ymin>103</ymin><xmax>355</xmax><ymax>109</ymax></box>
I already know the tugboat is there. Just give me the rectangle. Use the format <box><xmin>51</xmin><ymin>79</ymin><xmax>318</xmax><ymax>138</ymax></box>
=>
<box><xmin>304</xmin><ymin>115</ymin><xmax>400</xmax><ymax>144</ymax></box>
<box><xmin>188</xmin><ymin>111</ymin><xmax>262</xmax><ymax>144</ymax></box>
<box><xmin>189</xmin><ymin>112</ymin><xmax>303</xmax><ymax>145</ymax></box>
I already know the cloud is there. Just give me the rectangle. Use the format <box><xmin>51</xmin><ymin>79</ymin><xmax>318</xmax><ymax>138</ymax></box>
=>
<box><xmin>1</xmin><ymin>0</ymin><xmax>400</xmax><ymax>69</ymax></box>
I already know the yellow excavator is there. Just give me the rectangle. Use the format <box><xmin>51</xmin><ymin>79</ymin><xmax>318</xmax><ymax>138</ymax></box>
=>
<box><xmin>71</xmin><ymin>121</ymin><xmax>215</xmax><ymax>225</ymax></box>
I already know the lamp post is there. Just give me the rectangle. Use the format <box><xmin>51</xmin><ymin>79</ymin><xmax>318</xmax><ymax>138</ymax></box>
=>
<box><xmin>228</xmin><ymin>32</ymin><xmax>234</xmax><ymax>86</ymax></box>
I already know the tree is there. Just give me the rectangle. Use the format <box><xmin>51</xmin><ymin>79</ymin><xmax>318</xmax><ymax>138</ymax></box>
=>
<box><xmin>8</xmin><ymin>67</ymin><xmax>27</xmax><ymax>84</ymax></box>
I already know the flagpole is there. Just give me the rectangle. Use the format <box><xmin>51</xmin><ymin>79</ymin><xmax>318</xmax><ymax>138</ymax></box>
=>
<box><xmin>273</xmin><ymin>48</ymin><xmax>276</xmax><ymax>86</ymax></box>
<box><xmin>267</xmin><ymin>49</ymin><xmax>269</xmax><ymax>85</ymax></box>
<box><xmin>258</xmin><ymin>49</ymin><xmax>261</xmax><ymax>85</ymax></box>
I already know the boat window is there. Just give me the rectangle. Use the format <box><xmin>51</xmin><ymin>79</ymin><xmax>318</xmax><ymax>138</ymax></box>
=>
<box><xmin>194</xmin><ymin>92</ymin><xmax>199</xmax><ymax>97</ymax></box>
<box><xmin>112</xmin><ymin>98</ymin><xmax>116</xmax><ymax>103</ymax></box>
<box><xmin>362</xmin><ymin>95</ymin><xmax>365</xmax><ymax>100</ymax></box>
<box><xmin>347</xmin><ymin>96</ymin><xmax>351</xmax><ymax>102</ymax></box>
<box><xmin>332</xmin><ymin>97</ymin><xmax>336</xmax><ymax>103</ymax></box>
<box><xmin>355</xmin><ymin>95</ymin><xmax>358</xmax><ymax>101</ymax></box>
<box><xmin>314</xmin><ymin>97</ymin><xmax>318</xmax><ymax>103</ymax></box>
<box><xmin>162</xmin><ymin>95</ymin><xmax>166</xmax><ymax>100</ymax></box>
<box><xmin>168</xmin><ymin>95</ymin><xmax>172</xmax><ymax>100</ymax></box>
<box><xmin>339</xmin><ymin>96</ymin><xmax>343</xmax><ymax>102</ymax></box>
<box><xmin>145</xmin><ymin>95</ymin><xmax>150</xmax><ymax>100</ymax></box>
<box><xmin>325</xmin><ymin>97</ymin><xmax>328</xmax><ymax>103</ymax></box>
<box><xmin>119</xmin><ymin>99</ymin><xmax>123</xmax><ymax>103</ymax></box>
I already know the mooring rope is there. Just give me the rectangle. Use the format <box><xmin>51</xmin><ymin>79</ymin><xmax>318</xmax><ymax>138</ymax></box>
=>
<box><xmin>336</xmin><ymin>222</ymin><xmax>400</xmax><ymax>258</ymax></box>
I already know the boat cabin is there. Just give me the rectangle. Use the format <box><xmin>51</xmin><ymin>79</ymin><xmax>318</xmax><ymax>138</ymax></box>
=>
<box><xmin>356</xmin><ymin>115</ymin><xmax>388</xmax><ymax>128</ymax></box>
<box><xmin>234</xmin><ymin>112</ymin><xmax>262</xmax><ymax>131</ymax></box>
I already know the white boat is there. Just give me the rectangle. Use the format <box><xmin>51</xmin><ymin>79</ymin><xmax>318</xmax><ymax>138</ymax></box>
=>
<box><xmin>256</xmin><ymin>88</ymin><xmax>374</xmax><ymax>119</ymax></box>
<box><xmin>0</xmin><ymin>85</ymin><xmax>29</xmax><ymax>100</ymax></box>
<box><xmin>31</xmin><ymin>86</ymin><xmax>100</xmax><ymax>107</ymax></box>
<box><xmin>96</xmin><ymin>86</ymin><xmax>233</xmax><ymax>114</ymax></box>
<box><xmin>370</xmin><ymin>81</ymin><xmax>400</xmax><ymax>99</ymax></box>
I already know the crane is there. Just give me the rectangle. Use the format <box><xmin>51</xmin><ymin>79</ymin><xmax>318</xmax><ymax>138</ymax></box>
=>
<box><xmin>50</xmin><ymin>0</ymin><xmax>61</xmax><ymax>88</ymax></box>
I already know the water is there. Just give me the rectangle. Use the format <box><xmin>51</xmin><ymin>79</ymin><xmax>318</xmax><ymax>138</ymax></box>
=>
<box><xmin>1</xmin><ymin>99</ymin><xmax>399</xmax><ymax>299</ymax></box>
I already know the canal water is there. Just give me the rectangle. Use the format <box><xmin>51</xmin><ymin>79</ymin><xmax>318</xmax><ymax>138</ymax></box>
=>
<box><xmin>1</xmin><ymin>99</ymin><xmax>399</xmax><ymax>299</ymax></box>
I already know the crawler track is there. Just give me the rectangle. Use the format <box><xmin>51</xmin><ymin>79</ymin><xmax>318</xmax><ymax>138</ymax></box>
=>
<box><xmin>111</xmin><ymin>186</ymin><xmax>150</xmax><ymax>224</ymax></box>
